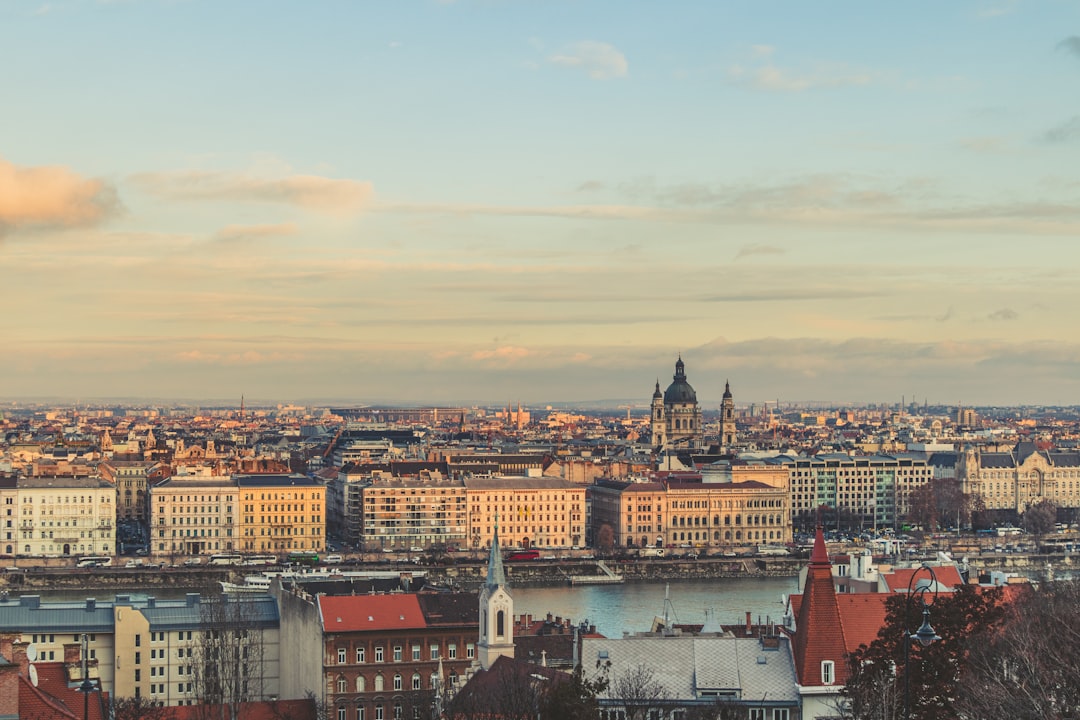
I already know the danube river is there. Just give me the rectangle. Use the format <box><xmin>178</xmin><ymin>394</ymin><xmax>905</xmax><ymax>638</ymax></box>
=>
<box><xmin>513</xmin><ymin>575</ymin><xmax>801</xmax><ymax>637</ymax></box>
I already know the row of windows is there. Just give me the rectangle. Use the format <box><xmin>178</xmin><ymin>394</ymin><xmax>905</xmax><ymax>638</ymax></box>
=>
<box><xmin>337</xmin><ymin>643</ymin><xmax>473</xmax><ymax>664</ymax></box>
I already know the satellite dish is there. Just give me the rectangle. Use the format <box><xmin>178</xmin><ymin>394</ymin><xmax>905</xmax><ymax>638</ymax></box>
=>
<box><xmin>28</xmin><ymin>663</ymin><xmax>38</xmax><ymax>687</ymax></box>
<box><xmin>26</xmin><ymin>644</ymin><xmax>38</xmax><ymax>663</ymax></box>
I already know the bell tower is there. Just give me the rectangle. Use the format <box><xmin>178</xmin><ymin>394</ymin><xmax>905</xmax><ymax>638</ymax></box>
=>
<box><xmin>478</xmin><ymin>516</ymin><xmax>514</xmax><ymax>670</ymax></box>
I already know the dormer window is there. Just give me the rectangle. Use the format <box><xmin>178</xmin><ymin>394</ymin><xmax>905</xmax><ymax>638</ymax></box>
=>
<box><xmin>821</xmin><ymin>660</ymin><xmax>835</xmax><ymax>685</ymax></box>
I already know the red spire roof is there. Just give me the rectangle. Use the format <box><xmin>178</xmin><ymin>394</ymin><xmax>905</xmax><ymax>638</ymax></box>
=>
<box><xmin>792</xmin><ymin>526</ymin><xmax>849</xmax><ymax>688</ymax></box>
<box><xmin>809</xmin><ymin>524</ymin><xmax>830</xmax><ymax>566</ymax></box>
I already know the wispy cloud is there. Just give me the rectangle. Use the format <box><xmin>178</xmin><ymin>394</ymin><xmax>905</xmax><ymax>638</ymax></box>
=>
<box><xmin>729</xmin><ymin>50</ymin><xmax>872</xmax><ymax>92</ymax></box>
<box><xmin>734</xmin><ymin>243</ymin><xmax>786</xmax><ymax>261</ymax></box>
<box><xmin>959</xmin><ymin>136</ymin><xmax>1007</xmax><ymax>153</ymax></box>
<box><xmin>549</xmin><ymin>41</ymin><xmax>628</xmax><ymax>80</ymax></box>
<box><xmin>213</xmin><ymin>223</ymin><xmax>298</xmax><ymax>242</ymax></box>
<box><xmin>130</xmin><ymin>169</ymin><xmax>373</xmax><ymax>214</ymax></box>
<box><xmin>0</xmin><ymin>156</ymin><xmax>120</xmax><ymax>236</ymax></box>
<box><xmin>1057</xmin><ymin>36</ymin><xmax>1080</xmax><ymax>58</ymax></box>
<box><xmin>1041</xmin><ymin>116</ymin><xmax>1080</xmax><ymax>144</ymax></box>
<box><xmin>978</xmin><ymin>0</ymin><xmax>1018</xmax><ymax>18</ymax></box>
<box><xmin>988</xmin><ymin>307</ymin><xmax>1018</xmax><ymax>321</ymax></box>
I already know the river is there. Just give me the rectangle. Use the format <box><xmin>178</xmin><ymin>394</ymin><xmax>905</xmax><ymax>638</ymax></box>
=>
<box><xmin>17</xmin><ymin>574</ymin><xmax>802</xmax><ymax>639</ymax></box>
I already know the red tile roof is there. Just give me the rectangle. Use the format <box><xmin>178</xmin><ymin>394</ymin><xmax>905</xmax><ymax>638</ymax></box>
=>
<box><xmin>319</xmin><ymin>594</ymin><xmax>427</xmax><ymax>632</ymax></box>
<box><xmin>789</xmin><ymin>593</ymin><xmax>890</xmax><ymax>656</ymax></box>
<box><xmin>18</xmin><ymin>662</ymin><xmax>108</xmax><ymax>720</ymax></box>
<box><xmin>881</xmin><ymin>565</ymin><xmax>965</xmax><ymax>593</ymax></box>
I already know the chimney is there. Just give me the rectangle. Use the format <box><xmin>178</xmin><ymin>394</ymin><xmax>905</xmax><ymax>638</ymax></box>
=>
<box><xmin>746</xmin><ymin>611</ymin><xmax>752</xmax><ymax>636</ymax></box>
<box><xmin>63</xmin><ymin>642</ymin><xmax>81</xmax><ymax>664</ymax></box>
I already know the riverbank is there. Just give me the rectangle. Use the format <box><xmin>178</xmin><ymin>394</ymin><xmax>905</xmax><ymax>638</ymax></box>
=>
<box><xmin>1</xmin><ymin>552</ymin><xmax>1071</xmax><ymax>593</ymax></box>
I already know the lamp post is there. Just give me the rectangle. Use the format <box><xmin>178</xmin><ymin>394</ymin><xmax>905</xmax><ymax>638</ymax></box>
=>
<box><xmin>903</xmin><ymin>563</ymin><xmax>941</xmax><ymax>720</ymax></box>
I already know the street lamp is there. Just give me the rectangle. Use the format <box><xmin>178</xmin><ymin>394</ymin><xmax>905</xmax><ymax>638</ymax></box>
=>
<box><xmin>903</xmin><ymin>563</ymin><xmax>942</xmax><ymax>720</ymax></box>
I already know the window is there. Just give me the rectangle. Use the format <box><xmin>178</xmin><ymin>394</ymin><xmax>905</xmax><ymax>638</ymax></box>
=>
<box><xmin>412</xmin><ymin>645</ymin><xmax>421</xmax><ymax>661</ymax></box>
<box><xmin>356</xmin><ymin>647</ymin><xmax>365</xmax><ymax>663</ymax></box>
<box><xmin>412</xmin><ymin>673</ymin><xmax>421</xmax><ymax>690</ymax></box>
<box><xmin>338</xmin><ymin>648</ymin><xmax>347</xmax><ymax>664</ymax></box>
<box><xmin>375</xmin><ymin>705</ymin><xmax>383</xmax><ymax>720</ymax></box>
<box><xmin>821</xmin><ymin>660</ymin><xmax>835</xmax><ymax>685</ymax></box>
<box><xmin>374</xmin><ymin>674</ymin><xmax>384</xmax><ymax>692</ymax></box>
<box><xmin>338</xmin><ymin>677</ymin><xmax>347</xmax><ymax>693</ymax></box>
<box><xmin>466</xmin><ymin>643</ymin><xmax>475</xmax><ymax>659</ymax></box>
<box><xmin>749</xmin><ymin>711</ymin><xmax>765</xmax><ymax>720</ymax></box>
<box><xmin>338</xmin><ymin>707</ymin><xmax>347</xmax><ymax>720</ymax></box>
<box><xmin>394</xmin><ymin>646</ymin><xmax>402</xmax><ymax>662</ymax></box>
<box><xmin>448</xmin><ymin>643</ymin><xmax>457</xmax><ymax>659</ymax></box>
<box><xmin>394</xmin><ymin>673</ymin><xmax>402</xmax><ymax>691</ymax></box>
<box><xmin>773</xmin><ymin>710</ymin><xmax>790</xmax><ymax>720</ymax></box>
<box><xmin>375</xmin><ymin>646</ymin><xmax>384</xmax><ymax>662</ymax></box>
<box><xmin>430</xmin><ymin>645</ymin><xmax>439</xmax><ymax>660</ymax></box>
<box><xmin>356</xmin><ymin>709</ymin><xmax>365</xmax><ymax>720</ymax></box>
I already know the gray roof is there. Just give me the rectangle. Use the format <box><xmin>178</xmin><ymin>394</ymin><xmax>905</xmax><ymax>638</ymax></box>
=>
<box><xmin>462</xmin><ymin>476</ymin><xmax>583</xmax><ymax>490</ymax></box>
<box><xmin>582</xmin><ymin>635</ymin><xmax>799</xmax><ymax>706</ymax></box>
<box><xmin>0</xmin><ymin>594</ymin><xmax>279</xmax><ymax>633</ymax></box>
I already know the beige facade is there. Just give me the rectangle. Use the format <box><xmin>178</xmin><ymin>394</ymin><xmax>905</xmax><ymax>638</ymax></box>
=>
<box><xmin>359</xmin><ymin>475</ymin><xmax>467</xmax><ymax>552</ymax></box>
<box><xmin>16</xmin><ymin>476</ymin><xmax>115</xmax><ymax>558</ymax></box>
<box><xmin>959</xmin><ymin>443</ymin><xmax>1080</xmax><ymax>513</ymax></box>
<box><xmin>464</xmin><ymin>476</ymin><xmax>586</xmax><ymax>551</ymax></box>
<box><xmin>591</xmin><ymin>465</ymin><xmax>791</xmax><ymax>550</ymax></box>
<box><xmin>150</xmin><ymin>476</ymin><xmax>239</xmax><ymax>560</ymax></box>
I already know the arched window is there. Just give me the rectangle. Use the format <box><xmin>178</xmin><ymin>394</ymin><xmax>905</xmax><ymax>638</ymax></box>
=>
<box><xmin>356</xmin><ymin>676</ymin><xmax>366</xmax><ymax>693</ymax></box>
<box><xmin>337</xmin><ymin>677</ymin><xmax>347</xmax><ymax>693</ymax></box>
<box><xmin>412</xmin><ymin>673</ymin><xmax>421</xmax><ymax>690</ymax></box>
<box><xmin>393</xmin><ymin>674</ymin><xmax>402</xmax><ymax>691</ymax></box>
<box><xmin>374</xmin><ymin>674</ymin><xmax>384</xmax><ymax>692</ymax></box>
<box><xmin>496</xmin><ymin>610</ymin><xmax>505</xmax><ymax>637</ymax></box>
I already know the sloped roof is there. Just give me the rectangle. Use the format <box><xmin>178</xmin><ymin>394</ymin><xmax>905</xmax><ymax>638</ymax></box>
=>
<box><xmin>318</xmin><ymin>594</ymin><xmax>426</xmax><ymax>633</ymax></box>
<box><xmin>881</xmin><ymin>565</ymin><xmax>965</xmax><ymax>594</ymax></box>
<box><xmin>582</xmin><ymin>635</ymin><xmax>799</xmax><ymax>704</ymax></box>
<box><xmin>789</xmin><ymin>593</ymin><xmax>890</xmax><ymax>656</ymax></box>
<box><xmin>792</xmin><ymin>527</ymin><xmax>849</xmax><ymax>688</ymax></box>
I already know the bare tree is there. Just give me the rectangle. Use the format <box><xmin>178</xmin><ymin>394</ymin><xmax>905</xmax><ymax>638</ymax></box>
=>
<box><xmin>685</xmin><ymin>696</ymin><xmax>746</xmax><ymax>720</ymax></box>
<box><xmin>111</xmin><ymin>695</ymin><xmax>171</xmax><ymax>720</ymax></box>
<box><xmin>610</xmin><ymin>663</ymin><xmax>670</xmax><ymax>720</ymax></box>
<box><xmin>190</xmin><ymin>594</ymin><xmax>267</xmax><ymax>720</ymax></box>
<box><xmin>956</xmin><ymin>579</ymin><xmax>1080</xmax><ymax>720</ymax></box>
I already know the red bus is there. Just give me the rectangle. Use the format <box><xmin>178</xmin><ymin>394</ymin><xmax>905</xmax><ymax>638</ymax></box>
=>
<box><xmin>506</xmin><ymin>550</ymin><xmax>540</xmax><ymax>561</ymax></box>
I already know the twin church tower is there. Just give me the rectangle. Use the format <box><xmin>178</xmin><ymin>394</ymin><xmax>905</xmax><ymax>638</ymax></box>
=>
<box><xmin>650</xmin><ymin>356</ymin><xmax>736</xmax><ymax>452</ymax></box>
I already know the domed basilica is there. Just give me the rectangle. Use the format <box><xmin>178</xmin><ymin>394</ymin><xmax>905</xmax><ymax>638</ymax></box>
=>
<box><xmin>650</xmin><ymin>356</ymin><xmax>736</xmax><ymax>452</ymax></box>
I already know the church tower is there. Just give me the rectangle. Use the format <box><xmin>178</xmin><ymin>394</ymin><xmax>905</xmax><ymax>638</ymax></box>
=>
<box><xmin>720</xmin><ymin>380</ymin><xmax>737</xmax><ymax>451</ymax></box>
<box><xmin>478</xmin><ymin>517</ymin><xmax>514</xmax><ymax>670</ymax></box>
<box><xmin>650</xmin><ymin>380</ymin><xmax>666</xmax><ymax>451</ymax></box>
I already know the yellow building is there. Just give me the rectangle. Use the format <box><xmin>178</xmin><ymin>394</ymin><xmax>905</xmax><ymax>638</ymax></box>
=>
<box><xmin>463</xmin><ymin>476</ymin><xmax>586</xmax><ymax>551</ymax></box>
<box><xmin>238</xmin><ymin>474</ymin><xmax>325</xmax><ymax>554</ymax></box>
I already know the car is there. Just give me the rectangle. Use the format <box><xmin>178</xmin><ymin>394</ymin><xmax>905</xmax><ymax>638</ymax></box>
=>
<box><xmin>409</xmin><ymin>546</ymin><xmax>424</xmax><ymax>553</ymax></box>
<box><xmin>685</xmin><ymin>552</ymin><xmax>699</xmax><ymax>560</ymax></box>
<box><xmin>324</xmin><ymin>554</ymin><xmax>343</xmax><ymax>564</ymax></box>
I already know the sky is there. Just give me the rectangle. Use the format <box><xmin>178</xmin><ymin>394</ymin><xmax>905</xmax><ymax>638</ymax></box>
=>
<box><xmin>2</xmin><ymin>0</ymin><xmax>1080</xmax><ymax>407</ymax></box>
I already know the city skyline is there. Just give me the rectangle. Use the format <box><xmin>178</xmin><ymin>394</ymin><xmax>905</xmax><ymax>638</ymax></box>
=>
<box><xmin>4</xmin><ymin>1</ymin><xmax>1080</xmax><ymax>406</ymax></box>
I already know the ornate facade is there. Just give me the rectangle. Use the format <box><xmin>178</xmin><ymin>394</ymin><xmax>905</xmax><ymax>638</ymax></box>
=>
<box><xmin>959</xmin><ymin>442</ymin><xmax>1080</xmax><ymax>514</ymax></box>
<box><xmin>650</xmin><ymin>357</ymin><xmax>705</xmax><ymax>451</ymax></box>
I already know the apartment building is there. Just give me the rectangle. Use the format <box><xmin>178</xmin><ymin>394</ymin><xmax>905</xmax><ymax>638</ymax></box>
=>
<box><xmin>767</xmin><ymin>453</ymin><xmax>934</xmax><ymax>530</ymax></box>
<box><xmin>0</xmin><ymin>593</ymin><xmax>280</xmax><ymax>706</ymax></box>
<box><xmin>359</xmin><ymin>474</ymin><xmax>467</xmax><ymax>552</ymax></box>
<box><xmin>149</xmin><ymin>476</ymin><xmax>239</xmax><ymax>560</ymax></box>
<box><xmin>16</xmin><ymin>476</ymin><xmax>115</xmax><ymax>557</ymax></box>
<box><xmin>238</xmin><ymin>474</ymin><xmax>325</xmax><ymax>554</ymax></box>
<box><xmin>463</xmin><ymin>476</ymin><xmax>586</xmax><ymax>551</ymax></box>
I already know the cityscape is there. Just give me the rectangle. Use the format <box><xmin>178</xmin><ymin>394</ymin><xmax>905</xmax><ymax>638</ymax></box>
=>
<box><xmin>5</xmin><ymin>0</ymin><xmax>1080</xmax><ymax>718</ymax></box>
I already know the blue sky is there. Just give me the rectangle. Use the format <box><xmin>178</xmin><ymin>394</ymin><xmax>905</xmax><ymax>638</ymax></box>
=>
<box><xmin>2</xmin><ymin>0</ymin><xmax>1080</xmax><ymax>406</ymax></box>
